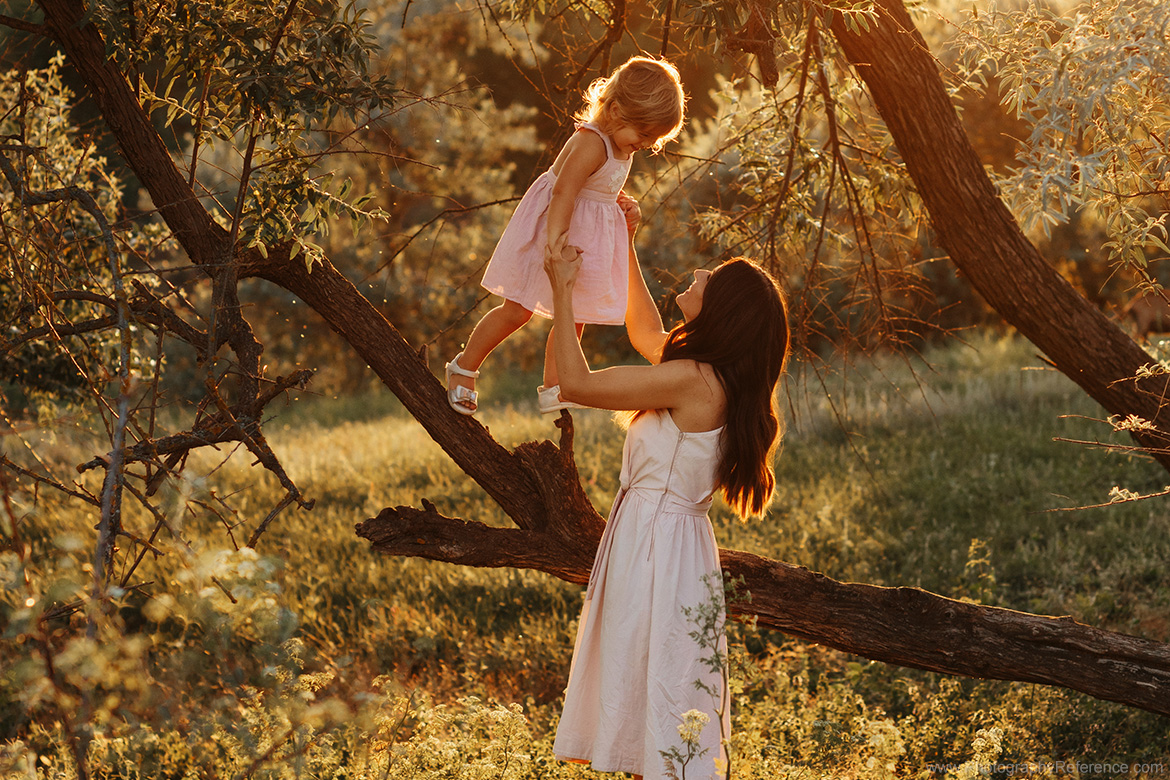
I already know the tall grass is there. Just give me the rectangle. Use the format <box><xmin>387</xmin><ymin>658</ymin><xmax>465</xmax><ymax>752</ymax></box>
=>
<box><xmin>3</xmin><ymin>334</ymin><xmax>1169</xmax><ymax>777</ymax></box>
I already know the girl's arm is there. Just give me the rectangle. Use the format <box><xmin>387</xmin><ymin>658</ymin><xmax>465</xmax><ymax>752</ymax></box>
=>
<box><xmin>546</xmin><ymin>131</ymin><xmax>607</xmax><ymax>247</ymax></box>
<box><xmin>617</xmin><ymin>194</ymin><xmax>668</xmax><ymax>363</ymax></box>
<box><xmin>545</xmin><ymin>234</ymin><xmax>707</xmax><ymax>412</ymax></box>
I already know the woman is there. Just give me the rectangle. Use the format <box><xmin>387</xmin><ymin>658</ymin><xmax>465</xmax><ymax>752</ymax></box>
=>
<box><xmin>544</xmin><ymin>215</ymin><xmax>790</xmax><ymax>780</ymax></box>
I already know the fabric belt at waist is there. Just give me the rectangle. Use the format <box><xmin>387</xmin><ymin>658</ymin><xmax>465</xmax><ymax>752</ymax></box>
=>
<box><xmin>622</xmin><ymin>484</ymin><xmax>713</xmax><ymax>517</ymax></box>
<box><xmin>586</xmin><ymin>485</ymin><xmax>714</xmax><ymax>596</ymax></box>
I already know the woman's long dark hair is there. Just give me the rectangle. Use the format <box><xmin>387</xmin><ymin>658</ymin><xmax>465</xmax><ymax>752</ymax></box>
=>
<box><xmin>656</xmin><ymin>258</ymin><xmax>790</xmax><ymax>518</ymax></box>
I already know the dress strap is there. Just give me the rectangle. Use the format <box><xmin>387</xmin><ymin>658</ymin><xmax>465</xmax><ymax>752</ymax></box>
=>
<box><xmin>576</xmin><ymin>121</ymin><xmax>615</xmax><ymax>161</ymax></box>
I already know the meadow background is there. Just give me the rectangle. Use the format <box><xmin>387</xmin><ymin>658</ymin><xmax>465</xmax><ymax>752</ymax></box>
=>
<box><xmin>4</xmin><ymin>334</ymin><xmax>1170</xmax><ymax>778</ymax></box>
<box><xmin>4</xmin><ymin>0</ymin><xmax>1170</xmax><ymax>774</ymax></box>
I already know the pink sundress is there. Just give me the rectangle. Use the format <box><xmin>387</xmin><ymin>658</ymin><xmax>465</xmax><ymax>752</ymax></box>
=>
<box><xmin>480</xmin><ymin>122</ymin><xmax>633</xmax><ymax>325</ymax></box>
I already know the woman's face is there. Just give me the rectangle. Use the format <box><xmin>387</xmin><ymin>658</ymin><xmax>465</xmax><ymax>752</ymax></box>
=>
<box><xmin>676</xmin><ymin>269</ymin><xmax>712</xmax><ymax>321</ymax></box>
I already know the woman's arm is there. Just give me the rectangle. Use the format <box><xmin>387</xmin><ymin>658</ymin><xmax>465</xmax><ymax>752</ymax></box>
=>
<box><xmin>546</xmin><ymin>131</ymin><xmax>607</xmax><ymax>248</ymax></box>
<box><xmin>618</xmin><ymin>194</ymin><xmax>668</xmax><ymax>363</ymax></box>
<box><xmin>545</xmin><ymin>234</ymin><xmax>705</xmax><ymax>412</ymax></box>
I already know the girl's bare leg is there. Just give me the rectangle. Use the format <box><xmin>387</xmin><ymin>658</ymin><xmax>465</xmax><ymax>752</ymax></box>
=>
<box><xmin>449</xmin><ymin>300</ymin><xmax>533</xmax><ymax>409</ymax></box>
<box><xmin>542</xmin><ymin>322</ymin><xmax>585</xmax><ymax>390</ymax></box>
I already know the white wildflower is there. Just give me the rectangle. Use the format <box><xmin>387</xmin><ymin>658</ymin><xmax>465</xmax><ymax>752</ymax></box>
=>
<box><xmin>677</xmin><ymin>709</ymin><xmax>710</xmax><ymax>746</ymax></box>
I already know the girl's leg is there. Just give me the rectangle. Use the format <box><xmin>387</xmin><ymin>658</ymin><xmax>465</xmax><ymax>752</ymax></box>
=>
<box><xmin>450</xmin><ymin>300</ymin><xmax>533</xmax><ymax>406</ymax></box>
<box><xmin>542</xmin><ymin>322</ymin><xmax>586</xmax><ymax>390</ymax></box>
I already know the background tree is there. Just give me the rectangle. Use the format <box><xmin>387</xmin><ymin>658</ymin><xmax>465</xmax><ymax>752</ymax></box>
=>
<box><xmin>2</xmin><ymin>0</ymin><xmax>1169</xmax><ymax>731</ymax></box>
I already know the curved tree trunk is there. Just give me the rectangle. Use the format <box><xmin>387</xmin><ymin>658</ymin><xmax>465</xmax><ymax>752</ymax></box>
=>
<box><xmin>827</xmin><ymin>0</ymin><xmax>1170</xmax><ymax>466</ymax></box>
<box><xmin>31</xmin><ymin>0</ymin><xmax>1170</xmax><ymax>718</ymax></box>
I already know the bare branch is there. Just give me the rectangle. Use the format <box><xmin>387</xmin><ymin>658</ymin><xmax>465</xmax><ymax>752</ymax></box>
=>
<box><xmin>0</xmin><ymin>454</ymin><xmax>100</xmax><ymax>506</ymax></box>
<box><xmin>0</xmin><ymin>13</ymin><xmax>49</xmax><ymax>36</ymax></box>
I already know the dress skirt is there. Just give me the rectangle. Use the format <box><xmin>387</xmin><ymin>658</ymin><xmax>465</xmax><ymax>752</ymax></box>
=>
<box><xmin>554</xmin><ymin>412</ymin><xmax>731</xmax><ymax>779</ymax></box>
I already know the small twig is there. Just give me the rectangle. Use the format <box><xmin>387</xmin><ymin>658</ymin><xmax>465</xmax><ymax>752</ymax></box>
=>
<box><xmin>1043</xmin><ymin>485</ymin><xmax>1170</xmax><ymax>512</ymax></box>
<box><xmin>188</xmin><ymin>68</ymin><xmax>212</xmax><ymax>189</ymax></box>
<box><xmin>0</xmin><ymin>454</ymin><xmax>100</xmax><ymax>506</ymax></box>
<box><xmin>569</xmin><ymin>0</ymin><xmax>626</xmax><ymax>87</ymax></box>
<box><xmin>245</xmin><ymin>490</ymin><xmax>298</xmax><ymax>548</ymax></box>
<box><xmin>659</xmin><ymin>0</ymin><xmax>673</xmax><ymax>56</ymax></box>
<box><xmin>365</xmin><ymin>196</ymin><xmax>519</xmax><ymax>279</ymax></box>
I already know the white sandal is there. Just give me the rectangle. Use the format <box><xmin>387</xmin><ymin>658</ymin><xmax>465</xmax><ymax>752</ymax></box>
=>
<box><xmin>537</xmin><ymin>384</ymin><xmax>585</xmax><ymax>414</ymax></box>
<box><xmin>445</xmin><ymin>352</ymin><xmax>480</xmax><ymax>416</ymax></box>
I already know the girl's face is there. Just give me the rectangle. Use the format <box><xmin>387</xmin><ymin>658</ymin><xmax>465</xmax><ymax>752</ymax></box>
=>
<box><xmin>610</xmin><ymin>122</ymin><xmax>665</xmax><ymax>157</ymax></box>
<box><xmin>676</xmin><ymin>268</ymin><xmax>712</xmax><ymax>321</ymax></box>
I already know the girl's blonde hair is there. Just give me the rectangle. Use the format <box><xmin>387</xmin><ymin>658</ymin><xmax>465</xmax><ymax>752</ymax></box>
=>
<box><xmin>575</xmin><ymin>56</ymin><xmax>686</xmax><ymax>153</ymax></box>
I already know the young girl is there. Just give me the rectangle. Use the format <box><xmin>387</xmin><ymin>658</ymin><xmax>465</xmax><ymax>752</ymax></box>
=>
<box><xmin>544</xmin><ymin>225</ymin><xmax>790</xmax><ymax>779</ymax></box>
<box><xmin>445</xmin><ymin>55</ymin><xmax>686</xmax><ymax>416</ymax></box>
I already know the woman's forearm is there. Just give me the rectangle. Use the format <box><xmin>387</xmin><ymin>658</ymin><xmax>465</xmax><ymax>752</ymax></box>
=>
<box><xmin>550</xmin><ymin>286</ymin><xmax>590</xmax><ymax>390</ymax></box>
<box><xmin>625</xmin><ymin>235</ymin><xmax>667</xmax><ymax>362</ymax></box>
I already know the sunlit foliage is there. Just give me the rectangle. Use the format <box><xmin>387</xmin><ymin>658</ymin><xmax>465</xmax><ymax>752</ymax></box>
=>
<box><xmin>0</xmin><ymin>56</ymin><xmax>137</xmax><ymax>410</ymax></box>
<box><xmin>954</xmin><ymin>0</ymin><xmax>1170</xmax><ymax>278</ymax></box>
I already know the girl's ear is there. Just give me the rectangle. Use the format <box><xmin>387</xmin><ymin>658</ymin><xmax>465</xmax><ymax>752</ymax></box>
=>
<box><xmin>600</xmin><ymin>99</ymin><xmax>624</xmax><ymax>130</ymax></box>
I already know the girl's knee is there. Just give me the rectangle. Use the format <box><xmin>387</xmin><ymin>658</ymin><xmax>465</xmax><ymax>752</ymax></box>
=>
<box><xmin>501</xmin><ymin>300</ymin><xmax>534</xmax><ymax>326</ymax></box>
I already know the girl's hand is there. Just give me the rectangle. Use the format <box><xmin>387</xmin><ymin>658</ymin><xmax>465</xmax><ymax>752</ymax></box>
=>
<box><xmin>617</xmin><ymin>192</ymin><xmax>641</xmax><ymax>236</ymax></box>
<box><xmin>544</xmin><ymin>231</ymin><xmax>583</xmax><ymax>292</ymax></box>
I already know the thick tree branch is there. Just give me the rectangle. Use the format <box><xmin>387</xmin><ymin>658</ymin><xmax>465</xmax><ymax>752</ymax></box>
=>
<box><xmin>357</xmin><ymin>504</ymin><xmax>1170</xmax><ymax>716</ymax></box>
<box><xmin>8</xmin><ymin>315</ymin><xmax>120</xmax><ymax>348</ymax></box>
<box><xmin>359</xmin><ymin>502</ymin><xmax>583</xmax><ymax>582</ymax></box>
<box><xmin>826</xmin><ymin>0</ymin><xmax>1170</xmax><ymax>468</ymax></box>
<box><xmin>727</xmin><ymin>549</ymin><xmax>1170</xmax><ymax>714</ymax></box>
<box><xmin>246</xmin><ymin>246</ymin><xmax>558</xmax><ymax>532</ymax></box>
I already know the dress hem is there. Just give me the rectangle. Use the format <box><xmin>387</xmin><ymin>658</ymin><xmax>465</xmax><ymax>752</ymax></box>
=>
<box><xmin>482</xmin><ymin>289</ymin><xmax>626</xmax><ymax>327</ymax></box>
<box><xmin>553</xmin><ymin>751</ymin><xmax>643</xmax><ymax>775</ymax></box>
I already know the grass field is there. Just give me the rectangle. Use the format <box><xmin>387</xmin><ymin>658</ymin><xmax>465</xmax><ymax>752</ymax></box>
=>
<box><xmin>3</xmin><ymin>334</ymin><xmax>1170</xmax><ymax>778</ymax></box>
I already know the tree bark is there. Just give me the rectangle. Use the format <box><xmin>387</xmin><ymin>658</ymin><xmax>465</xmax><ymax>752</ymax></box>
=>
<box><xmin>359</xmin><ymin>503</ymin><xmax>1170</xmax><ymax>716</ymax></box>
<box><xmin>826</xmin><ymin>0</ymin><xmax>1170</xmax><ymax>466</ymax></box>
<box><xmin>33</xmin><ymin>0</ymin><xmax>1170</xmax><ymax>717</ymax></box>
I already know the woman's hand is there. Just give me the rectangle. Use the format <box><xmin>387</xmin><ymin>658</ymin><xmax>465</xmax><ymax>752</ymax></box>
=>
<box><xmin>617</xmin><ymin>192</ymin><xmax>641</xmax><ymax>236</ymax></box>
<box><xmin>544</xmin><ymin>231</ymin><xmax>584</xmax><ymax>294</ymax></box>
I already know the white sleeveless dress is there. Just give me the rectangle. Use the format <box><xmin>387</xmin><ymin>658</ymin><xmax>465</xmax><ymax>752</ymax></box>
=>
<box><xmin>480</xmin><ymin>122</ymin><xmax>632</xmax><ymax>325</ymax></box>
<box><xmin>554</xmin><ymin>410</ymin><xmax>730</xmax><ymax>779</ymax></box>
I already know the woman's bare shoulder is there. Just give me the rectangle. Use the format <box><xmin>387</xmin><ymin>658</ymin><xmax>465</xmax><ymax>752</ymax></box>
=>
<box><xmin>667</xmin><ymin>359</ymin><xmax>726</xmax><ymax>430</ymax></box>
<box><xmin>685</xmin><ymin>359</ymin><xmax>723</xmax><ymax>394</ymax></box>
